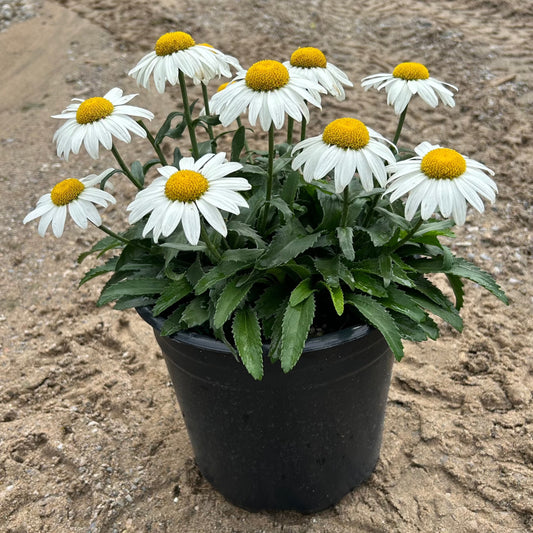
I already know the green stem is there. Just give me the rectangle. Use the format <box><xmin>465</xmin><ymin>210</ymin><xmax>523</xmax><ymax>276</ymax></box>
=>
<box><xmin>286</xmin><ymin>117</ymin><xmax>294</xmax><ymax>145</ymax></box>
<box><xmin>391</xmin><ymin>218</ymin><xmax>423</xmax><ymax>251</ymax></box>
<box><xmin>201</xmin><ymin>82</ymin><xmax>216</xmax><ymax>152</ymax></box>
<box><xmin>361</xmin><ymin>193</ymin><xmax>380</xmax><ymax>227</ymax></box>
<box><xmin>300</xmin><ymin>116</ymin><xmax>307</xmax><ymax>142</ymax></box>
<box><xmin>341</xmin><ymin>187</ymin><xmax>350</xmax><ymax>227</ymax></box>
<box><xmin>236</xmin><ymin>117</ymin><xmax>251</xmax><ymax>156</ymax></box>
<box><xmin>392</xmin><ymin>105</ymin><xmax>408</xmax><ymax>151</ymax></box>
<box><xmin>258</xmin><ymin>124</ymin><xmax>276</xmax><ymax>233</ymax></box>
<box><xmin>138</xmin><ymin>120</ymin><xmax>167</xmax><ymax>166</ymax></box>
<box><xmin>111</xmin><ymin>145</ymin><xmax>142</xmax><ymax>189</ymax></box>
<box><xmin>178</xmin><ymin>70</ymin><xmax>199</xmax><ymax>159</ymax></box>
<box><xmin>200</xmin><ymin>226</ymin><xmax>222</xmax><ymax>262</ymax></box>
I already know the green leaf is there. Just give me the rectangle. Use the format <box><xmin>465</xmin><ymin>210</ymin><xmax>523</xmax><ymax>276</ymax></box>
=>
<box><xmin>448</xmin><ymin>257</ymin><xmax>508</xmax><ymax>304</ymax></box>
<box><xmin>221</xmin><ymin>248</ymin><xmax>264</xmax><ymax>263</ymax></box>
<box><xmin>131</xmin><ymin>161</ymin><xmax>145</xmax><ymax>187</ymax></box>
<box><xmin>231</xmin><ymin>125</ymin><xmax>246</xmax><ymax>162</ymax></box>
<box><xmin>160</xmin><ymin>305</ymin><xmax>187</xmax><ymax>336</ymax></box>
<box><xmin>391</xmin><ymin>313</ymin><xmax>431</xmax><ymax>342</ymax></box>
<box><xmin>113</xmin><ymin>296</ymin><xmax>157</xmax><ymax>311</ymax></box>
<box><xmin>79</xmin><ymin>256</ymin><xmax>119</xmax><ymax>286</ymax></box>
<box><xmin>326</xmin><ymin>283</ymin><xmax>344</xmax><ymax>315</ymax></box>
<box><xmin>213</xmin><ymin>278</ymin><xmax>253</xmax><ymax>329</ymax></box>
<box><xmin>409</xmin><ymin>278</ymin><xmax>463</xmax><ymax>331</ymax></box>
<box><xmin>314</xmin><ymin>256</ymin><xmax>340</xmax><ymax>286</ymax></box>
<box><xmin>227</xmin><ymin>220</ymin><xmax>266</xmax><ymax>247</ymax></box>
<box><xmin>345</xmin><ymin>293</ymin><xmax>404</xmax><ymax>361</ymax></box>
<box><xmin>358</xmin><ymin>217</ymin><xmax>397</xmax><ymax>247</ymax></box>
<box><xmin>152</xmin><ymin>277</ymin><xmax>192</xmax><ymax>317</ymax></box>
<box><xmin>194</xmin><ymin>260</ymin><xmax>255</xmax><ymax>295</ymax></box>
<box><xmin>379</xmin><ymin>255</ymin><xmax>393</xmax><ymax>288</ymax></box>
<box><xmin>77</xmin><ymin>235</ymin><xmax>123</xmax><ymax>263</ymax></box>
<box><xmin>281</xmin><ymin>170</ymin><xmax>300</xmax><ymax>206</ymax></box>
<box><xmin>382</xmin><ymin>285</ymin><xmax>427</xmax><ymax>322</ymax></box>
<box><xmin>98</xmin><ymin>278</ymin><xmax>169</xmax><ymax>307</ymax></box>
<box><xmin>446</xmin><ymin>273</ymin><xmax>465</xmax><ymax>310</ymax></box>
<box><xmin>280</xmin><ymin>294</ymin><xmax>315</xmax><ymax>373</ymax></box>
<box><xmin>289</xmin><ymin>278</ymin><xmax>315</xmax><ymax>307</ymax></box>
<box><xmin>337</xmin><ymin>227</ymin><xmax>355</xmax><ymax>261</ymax></box>
<box><xmin>256</xmin><ymin>285</ymin><xmax>288</xmax><ymax>320</ymax></box>
<box><xmin>257</xmin><ymin>225</ymin><xmax>321</xmax><ymax>269</ymax></box>
<box><xmin>154</xmin><ymin>111</ymin><xmax>184</xmax><ymax>145</ymax></box>
<box><xmin>351</xmin><ymin>272</ymin><xmax>388</xmax><ymax>298</ymax></box>
<box><xmin>266</xmin><ymin>298</ymin><xmax>288</xmax><ymax>362</ymax></box>
<box><xmin>181</xmin><ymin>296</ymin><xmax>210</xmax><ymax>328</ymax></box>
<box><xmin>232</xmin><ymin>308</ymin><xmax>264</xmax><ymax>380</ymax></box>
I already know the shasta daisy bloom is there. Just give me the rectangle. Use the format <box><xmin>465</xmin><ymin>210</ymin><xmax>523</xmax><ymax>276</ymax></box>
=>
<box><xmin>128</xmin><ymin>31</ymin><xmax>237</xmax><ymax>93</ymax></box>
<box><xmin>192</xmin><ymin>43</ymin><xmax>242</xmax><ymax>85</ymax></box>
<box><xmin>283</xmin><ymin>47</ymin><xmax>353</xmax><ymax>101</ymax></box>
<box><xmin>361</xmin><ymin>62</ymin><xmax>457</xmax><ymax>115</ymax></box>
<box><xmin>23</xmin><ymin>169</ymin><xmax>116</xmax><ymax>238</ymax></box>
<box><xmin>127</xmin><ymin>152</ymin><xmax>251</xmax><ymax>245</ymax></box>
<box><xmin>52</xmin><ymin>88</ymin><xmax>154</xmax><ymax>160</ymax></box>
<box><xmin>386</xmin><ymin>142</ymin><xmax>497</xmax><ymax>225</ymax></box>
<box><xmin>292</xmin><ymin>117</ymin><xmax>396</xmax><ymax>193</ymax></box>
<box><xmin>209</xmin><ymin>59</ymin><xmax>324</xmax><ymax>131</ymax></box>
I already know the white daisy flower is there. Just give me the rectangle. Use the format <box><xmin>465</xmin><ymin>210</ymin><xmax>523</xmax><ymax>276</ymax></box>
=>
<box><xmin>23</xmin><ymin>169</ymin><xmax>116</xmax><ymax>238</ymax></box>
<box><xmin>127</xmin><ymin>152</ymin><xmax>251</xmax><ymax>245</ymax></box>
<box><xmin>361</xmin><ymin>62</ymin><xmax>457</xmax><ymax>115</ymax></box>
<box><xmin>386</xmin><ymin>142</ymin><xmax>497</xmax><ymax>225</ymax></box>
<box><xmin>128</xmin><ymin>32</ymin><xmax>237</xmax><ymax>93</ymax></box>
<box><xmin>209</xmin><ymin>59</ymin><xmax>325</xmax><ymax>131</ymax></box>
<box><xmin>292</xmin><ymin>117</ymin><xmax>396</xmax><ymax>193</ymax></box>
<box><xmin>283</xmin><ymin>47</ymin><xmax>353</xmax><ymax>101</ymax></box>
<box><xmin>52</xmin><ymin>88</ymin><xmax>154</xmax><ymax>161</ymax></box>
<box><xmin>192</xmin><ymin>43</ymin><xmax>242</xmax><ymax>85</ymax></box>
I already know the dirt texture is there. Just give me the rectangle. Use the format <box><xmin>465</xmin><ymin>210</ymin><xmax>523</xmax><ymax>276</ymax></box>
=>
<box><xmin>1</xmin><ymin>0</ymin><xmax>532</xmax><ymax>532</ymax></box>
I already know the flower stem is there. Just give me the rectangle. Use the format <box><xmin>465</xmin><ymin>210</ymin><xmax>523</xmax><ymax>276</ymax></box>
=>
<box><xmin>178</xmin><ymin>70</ymin><xmax>199</xmax><ymax>159</ymax></box>
<box><xmin>96</xmin><ymin>223</ymin><xmax>151</xmax><ymax>251</ymax></box>
<box><xmin>201</xmin><ymin>82</ymin><xmax>216</xmax><ymax>152</ymax></box>
<box><xmin>111</xmin><ymin>145</ymin><xmax>143</xmax><ymax>189</ymax></box>
<box><xmin>286</xmin><ymin>117</ymin><xmax>294</xmax><ymax>145</ymax></box>
<box><xmin>391</xmin><ymin>218</ymin><xmax>423</xmax><ymax>251</ymax></box>
<box><xmin>200</xmin><ymin>226</ymin><xmax>222</xmax><ymax>262</ymax></box>
<box><xmin>300</xmin><ymin>116</ymin><xmax>307</xmax><ymax>141</ymax></box>
<box><xmin>258</xmin><ymin>124</ymin><xmax>275</xmax><ymax>233</ymax></box>
<box><xmin>341</xmin><ymin>187</ymin><xmax>350</xmax><ymax>227</ymax></box>
<box><xmin>392</xmin><ymin>105</ymin><xmax>408</xmax><ymax>151</ymax></box>
<box><xmin>236</xmin><ymin>117</ymin><xmax>251</xmax><ymax>157</ymax></box>
<box><xmin>138</xmin><ymin>120</ymin><xmax>167</xmax><ymax>165</ymax></box>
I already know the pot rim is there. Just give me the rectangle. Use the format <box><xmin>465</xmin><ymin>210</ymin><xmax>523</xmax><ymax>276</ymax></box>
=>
<box><xmin>136</xmin><ymin>305</ymin><xmax>371</xmax><ymax>354</ymax></box>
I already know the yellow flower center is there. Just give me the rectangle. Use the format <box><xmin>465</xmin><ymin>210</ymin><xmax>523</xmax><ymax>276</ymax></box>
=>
<box><xmin>165</xmin><ymin>170</ymin><xmax>209</xmax><ymax>202</ymax></box>
<box><xmin>245</xmin><ymin>60</ymin><xmax>290</xmax><ymax>92</ymax></box>
<box><xmin>76</xmin><ymin>97</ymin><xmax>114</xmax><ymax>124</ymax></box>
<box><xmin>50</xmin><ymin>178</ymin><xmax>85</xmax><ymax>206</ymax></box>
<box><xmin>322</xmin><ymin>118</ymin><xmax>370</xmax><ymax>150</ymax></box>
<box><xmin>392</xmin><ymin>62</ymin><xmax>430</xmax><ymax>80</ymax></box>
<box><xmin>421</xmin><ymin>148</ymin><xmax>466</xmax><ymax>180</ymax></box>
<box><xmin>290</xmin><ymin>47</ymin><xmax>327</xmax><ymax>68</ymax></box>
<box><xmin>155</xmin><ymin>31</ymin><xmax>195</xmax><ymax>56</ymax></box>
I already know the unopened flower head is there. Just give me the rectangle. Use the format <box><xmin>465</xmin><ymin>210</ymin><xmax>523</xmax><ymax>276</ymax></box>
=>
<box><xmin>129</xmin><ymin>32</ymin><xmax>239</xmax><ymax>93</ymax></box>
<box><xmin>23</xmin><ymin>169</ymin><xmax>116</xmax><ymax>237</ymax></box>
<box><xmin>361</xmin><ymin>62</ymin><xmax>457</xmax><ymax>115</ymax></box>
<box><xmin>284</xmin><ymin>47</ymin><xmax>353</xmax><ymax>101</ymax></box>
<box><xmin>386</xmin><ymin>142</ymin><xmax>497</xmax><ymax>225</ymax></box>
<box><xmin>292</xmin><ymin>117</ymin><xmax>396</xmax><ymax>192</ymax></box>
<box><xmin>209</xmin><ymin>59</ymin><xmax>325</xmax><ymax>131</ymax></box>
<box><xmin>52</xmin><ymin>88</ymin><xmax>154</xmax><ymax>160</ymax></box>
<box><xmin>127</xmin><ymin>152</ymin><xmax>251</xmax><ymax>245</ymax></box>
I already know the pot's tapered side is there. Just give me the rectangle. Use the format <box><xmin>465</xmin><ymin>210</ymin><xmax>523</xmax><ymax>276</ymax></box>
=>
<box><xmin>137</xmin><ymin>306</ymin><xmax>394</xmax><ymax>513</ymax></box>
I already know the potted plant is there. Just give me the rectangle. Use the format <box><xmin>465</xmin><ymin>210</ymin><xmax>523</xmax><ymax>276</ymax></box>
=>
<box><xmin>24</xmin><ymin>32</ymin><xmax>507</xmax><ymax>512</ymax></box>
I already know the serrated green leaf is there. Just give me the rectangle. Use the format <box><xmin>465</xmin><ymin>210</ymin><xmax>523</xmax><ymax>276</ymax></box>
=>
<box><xmin>152</xmin><ymin>277</ymin><xmax>192</xmax><ymax>316</ymax></box>
<box><xmin>231</xmin><ymin>125</ymin><xmax>246</xmax><ymax>162</ymax></box>
<box><xmin>226</xmin><ymin>220</ymin><xmax>265</xmax><ymax>247</ymax></box>
<box><xmin>233</xmin><ymin>308</ymin><xmax>264</xmax><ymax>380</ymax></box>
<box><xmin>257</xmin><ymin>226</ymin><xmax>321</xmax><ymax>269</ymax></box>
<box><xmin>256</xmin><ymin>285</ymin><xmax>288</xmax><ymax>320</ymax></box>
<box><xmin>97</xmin><ymin>278</ymin><xmax>169</xmax><ymax>307</ymax></box>
<box><xmin>345</xmin><ymin>293</ymin><xmax>404</xmax><ymax>361</ymax></box>
<box><xmin>113</xmin><ymin>296</ymin><xmax>157</xmax><ymax>311</ymax></box>
<box><xmin>195</xmin><ymin>260</ymin><xmax>255</xmax><ymax>295</ymax></box>
<box><xmin>352</xmin><ymin>272</ymin><xmax>388</xmax><ymax>298</ymax></box>
<box><xmin>446</xmin><ymin>273</ymin><xmax>465</xmax><ymax>310</ymax></box>
<box><xmin>382</xmin><ymin>285</ymin><xmax>427</xmax><ymax>322</ymax></box>
<box><xmin>213</xmin><ymin>278</ymin><xmax>253</xmax><ymax>329</ymax></box>
<box><xmin>160</xmin><ymin>305</ymin><xmax>187</xmax><ymax>336</ymax></box>
<box><xmin>289</xmin><ymin>278</ymin><xmax>315</xmax><ymax>307</ymax></box>
<box><xmin>327</xmin><ymin>284</ymin><xmax>344</xmax><ymax>315</ymax></box>
<box><xmin>221</xmin><ymin>248</ymin><xmax>264</xmax><ymax>263</ymax></box>
<box><xmin>280</xmin><ymin>294</ymin><xmax>315</xmax><ymax>373</ymax></box>
<box><xmin>314</xmin><ymin>256</ymin><xmax>340</xmax><ymax>286</ymax></box>
<box><xmin>337</xmin><ymin>227</ymin><xmax>355</xmax><ymax>261</ymax></box>
<box><xmin>78</xmin><ymin>235</ymin><xmax>123</xmax><ymax>263</ymax></box>
<box><xmin>79</xmin><ymin>256</ymin><xmax>119</xmax><ymax>286</ymax></box>
<box><xmin>131</xmin><ymin>161</ymin><xmax>145</xmax><ymax>187</ymax></box>
<box><xmin>181</xmin><ymin>296</ymin><xmax>209</xmax><ymax>328</ymax></box>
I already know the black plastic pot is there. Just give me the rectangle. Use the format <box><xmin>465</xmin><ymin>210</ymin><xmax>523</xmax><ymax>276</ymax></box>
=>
<box><xmin>137</xmin><ymin>306</ymin><xmax>393</xmax><ymax>513</ymax></box>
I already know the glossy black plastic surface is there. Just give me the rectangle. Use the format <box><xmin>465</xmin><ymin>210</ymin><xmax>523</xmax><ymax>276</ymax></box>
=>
<box><xmin>137</xmin><ymin>306</ymin><xmax>393</xmax><ymax>512</ymax></box>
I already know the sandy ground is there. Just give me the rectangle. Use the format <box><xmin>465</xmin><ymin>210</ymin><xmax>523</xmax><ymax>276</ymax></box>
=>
<box><xmin>0</xmin><ymin>0</ymin><xmax>532</xmax><ymax>531</ymax></box>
